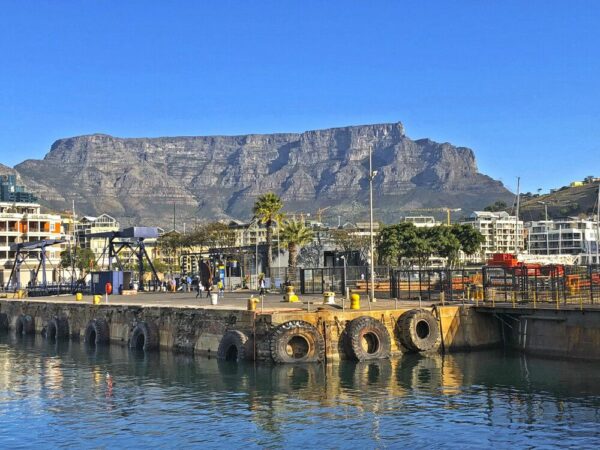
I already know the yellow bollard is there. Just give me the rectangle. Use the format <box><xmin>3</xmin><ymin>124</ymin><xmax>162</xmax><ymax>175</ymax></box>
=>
<box><xmin>350</xmin><ymin>292</ymin><xmax>360</xmax><ymax>310</ymax></box>
<box><xmin>93</xmin><ymin>295</ymin><xmax>102</xmax><ymax>305</ymax></box>
<box><xmin>75</xmin><ymin>292</ymin><xmax>83</xmax><ymax>302</ymax></box>
<box><xmin>247</xmin><ymin>297</ymin><xmax>259</xmax><ymax>311</ymax></box>
<box><xmin>283</xmin><ymin>285</ymin><xmax>298</xmax><ymax>302</ymax></box>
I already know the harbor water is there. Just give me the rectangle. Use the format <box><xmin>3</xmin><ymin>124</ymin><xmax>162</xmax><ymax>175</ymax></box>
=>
<box><xmin>0</xmin><ymin>333</ymin><xmax>599</xmax><ymax>448</ymax></box>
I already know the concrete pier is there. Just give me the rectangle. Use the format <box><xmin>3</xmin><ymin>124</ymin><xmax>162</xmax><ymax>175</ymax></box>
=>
<box><xmin>1</xmin><ymin>292</ymin><xmax>598</xmax><ymax>362</ymax></box>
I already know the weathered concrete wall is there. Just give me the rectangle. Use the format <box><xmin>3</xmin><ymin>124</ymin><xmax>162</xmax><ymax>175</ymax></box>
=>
<box><xmin>437</xmin><ymin>306</ymin><xmax>502</xmax><ymax>351</ymax></box>
<box><xmin>0</xmin><ymin>300</ymin><xmax>255</xmax><ymax>357</ymax></box>
<box><xmin>0</xmin><ymin>300</ymin><xmax>503</xmax><ymax>361</ymax></box>
<box><xmin>500</xmin><ymin>308</ymin><xmax>600</xmax><ymax>360</ymax></box>
<box><xmin>249</xmin><ymin>305</ymin><xmax>502</xmax><ymax>361</ymax></box>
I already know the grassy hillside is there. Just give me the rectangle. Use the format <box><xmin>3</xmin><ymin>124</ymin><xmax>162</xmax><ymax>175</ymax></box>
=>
<box><xmin>518</xmin><ymin>181</ymin><xmax>600</xmax><ymax>221</ymax></box>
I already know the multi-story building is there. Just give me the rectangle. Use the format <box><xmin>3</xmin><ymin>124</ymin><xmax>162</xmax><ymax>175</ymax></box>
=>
<box><xmin>0</xmin><ymin>202</ymin><xmax>63</xmax><ymax>287</ymax></box>
<box><xmin>75</xmin><ymin>214</ymin><xmax>120</xmax><ymax>266</ymax></box>
<box><xmin>403</xmin><ymin>216</ymin><xmax>439</xmax><ymax>228</ymax></box>
<box><xmin>0</xmin><ymin>175</ymin><xmax>37</xmax><ymax>203</ymax></box>
<box><xmin>527</xmin><ymin>218</ymin><xmax>600</xmax><ymax>264</ymax></box>
<box><xmin>462</xmin><ymin>211</ymin><xmax>525</xmax><ymax>261</ymax></box>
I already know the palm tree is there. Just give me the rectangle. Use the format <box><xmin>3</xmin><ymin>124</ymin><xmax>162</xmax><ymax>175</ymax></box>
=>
<box><xmin>252</xmin><ymin>192</ymin><xmax>284</xmax><ymax>279</ymax></box>
<box><xmin>280</xmin><ymin>219</ymin><xmax>314</xmax><ymax>282</ymax></box>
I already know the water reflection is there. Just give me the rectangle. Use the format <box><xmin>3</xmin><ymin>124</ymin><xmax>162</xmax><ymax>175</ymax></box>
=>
<box><xmin>0</xmin><ymin>333</ymin><xmax>599</xmax><ymax>448</ymax></box>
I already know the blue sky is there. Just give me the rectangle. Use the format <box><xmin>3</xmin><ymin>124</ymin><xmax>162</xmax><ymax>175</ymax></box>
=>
<box><xmin>1</xmin><ymin>0</ymin><xmax>599</xmax><ymax>194</ymax></box>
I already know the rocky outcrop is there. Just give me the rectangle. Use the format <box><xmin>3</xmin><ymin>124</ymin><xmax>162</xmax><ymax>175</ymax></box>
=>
<box><xmin>13</xmin><ymin>122</ymin><xmax>512</xmax><ymax>226</ymax></box>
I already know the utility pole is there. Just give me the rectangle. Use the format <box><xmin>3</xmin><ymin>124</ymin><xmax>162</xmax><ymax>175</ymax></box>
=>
<box><xmin>538</xmin><ymin>201</ymin><xmax>549</xmax><ymax>255</ymax></box>
<box><xmin>71</xmin><ymin>199</ymin><xmax>76</xmax><ymax>289</ymax></box>
<box><xmin>172</xmin><ymin>202</ymin><xmax>176</xmax><ymax>232</ymax></box>
<box><xmin>514</xmin><ymin>177</ymin><xmax>520</xmax><ymax>256</ymax></box>
<box><xmin>368</xmin><ymin>145</ymin><xmax>377</xmax><ymax>303</ymax></box>
<box><xmin>596</xmin><ymin>184</ymin><xmax>600</xmax><ymax>265</ymax></box>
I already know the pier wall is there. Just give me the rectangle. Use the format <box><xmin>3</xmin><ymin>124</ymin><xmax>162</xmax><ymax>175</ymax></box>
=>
<box><xmin>0</xmin><ymin>300</ymin><xmax>504</xmax><ymax>361</ymax></box>
<box><xmin>498</xmin><ymin>308</ymin><xmax>600</xmax><ymax>360</ymax></box>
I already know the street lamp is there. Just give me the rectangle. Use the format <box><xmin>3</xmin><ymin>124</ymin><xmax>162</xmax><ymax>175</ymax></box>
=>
<box><xmin>368</xmin><ymin>145</ymin><xmax>377</xmax><ymax>303</ymax></box>
<box><xmin>537</xmin><ymin>201</ymin><xmax>549</xmax><ymax>255</ymax></box>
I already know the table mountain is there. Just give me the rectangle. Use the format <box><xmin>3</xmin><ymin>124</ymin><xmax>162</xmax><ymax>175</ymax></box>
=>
<box><xmin>13</xmin><ymin>122</ymin><xmax>513</xmax><ymax>227</ymax></box>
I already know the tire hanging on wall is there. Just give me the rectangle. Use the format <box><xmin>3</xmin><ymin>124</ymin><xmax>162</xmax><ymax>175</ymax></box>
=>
<box><xmin>15</xmin><ymin>314</ymin><xmax>35</xmax><ymax>335</ymax></box>
<box><xmin>45</xmin><ymin>317</ymin><xmax>69</xmax><ymax>340</ymax></box>
<box><xmin>270</xmin><ymin>320</ymin><xmax>325</xmax><ymax>364</ymax></box>
<box><xmin>217</xmin><ymin>330</ymin><xmax>249</xmax><ymax>362</ymax></box>
<box><xmin>129</xmin><ymin>321</ymin><xmax>159</xmax><ymax>351</ymax></box>
<box><xmin>344</xmin><ymin>316</ymin><xmax>391</xmax><ymax>361</ymax></box>
<box><xmin>0</xmin><ymin>313</ymin><xmax>8</xmax><ymax>331</ymax></box>
<box><xmin>397</xmin><ymin>309</ymin><xmax>441</xmax><ymax>352</ymax></box>
<box><xmin>84</xmin><ymin>318</ymin><xmax>110</xmax><ymax>346</ymax></box>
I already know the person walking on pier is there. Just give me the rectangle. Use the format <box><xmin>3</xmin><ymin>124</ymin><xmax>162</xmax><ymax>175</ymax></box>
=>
<box><xmin>217</xmin><ymin>279</ymin><xmax>224</xmax><ymax>298</ymax></box>
<box><xmin>195</xmin><ymin>280</ymin><xmax>204</xmax><ymax>299</ymax></box>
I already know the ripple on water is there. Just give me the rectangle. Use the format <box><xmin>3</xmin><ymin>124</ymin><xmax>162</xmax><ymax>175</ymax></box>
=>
<box><xmin>0</xmin><ymin>336</ymin><xmax>599</xmax><ymax>448</ymax></box>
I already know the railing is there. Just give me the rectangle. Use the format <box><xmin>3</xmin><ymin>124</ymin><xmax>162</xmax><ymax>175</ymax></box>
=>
<box><xmin>390</xmin><ymin>268</ymin><xmax>482</xmax><ymax>302</ymax></box>
<box><xmin>481</xmin><ymin>265</ymin><xmax>600</xmax><ymax>308</ymax></box>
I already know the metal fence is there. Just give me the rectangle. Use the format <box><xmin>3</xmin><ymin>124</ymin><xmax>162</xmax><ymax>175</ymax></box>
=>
<box><xmin>300</xmin><ymin>266</ymin><xmax>391</xmax><ymax>297</ymax></box>
<box><xmin>482</xmin><ymin>265</ymin><xmax>600</xmax><ymax>306</ymax></box>
<box><xmin>390</xmin><ymin>268</ymin><xmax>483</xmax><ymax>302</ymax></box>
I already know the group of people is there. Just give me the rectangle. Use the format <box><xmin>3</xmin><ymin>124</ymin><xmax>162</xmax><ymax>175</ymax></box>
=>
<box><xmin>195</xmin><ymin>278</ymin><xmax>224</xmax><ymax>299</ymax></box>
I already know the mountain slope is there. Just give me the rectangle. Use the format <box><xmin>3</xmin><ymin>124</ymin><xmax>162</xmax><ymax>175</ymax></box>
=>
<box><xmin>14</xmin><ymin>122</ymin><xmax>513</xmax><ymax>227</ymax></box>
<box><xmin>519</xmin><ymin>182</ymin><xmax>600</xmax><ymax>221</ymax></box>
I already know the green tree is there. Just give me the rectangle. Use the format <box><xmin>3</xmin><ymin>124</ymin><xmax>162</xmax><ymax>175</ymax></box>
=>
<box><xmin>186</xmin><ymin>222</ymin><xmax>236</xmax><ymax>249</ymax></box>
<box><xmin>157</xmin><ymin>231</ymin><xmax>183</xmax><ymax>272</ymax></box>
<box><xmin>377</xmin><ymin>222</ymin><xmax>418</xmax><ymax>266</ymax></box>
<box><xmin>60</xmin><ymin>247</ymin><xmax>97</xmax><ymax>279</ymax></box>
<box><xmin>427</xmin><ymin>226</ymin><xmax>461</xmax><ymax>267</ymax></box>
<box><xmin>406</xmin><ymin>229</ymin><xmax>435</xmax><ymax>267</ymax></box>
<box><xmin>450</xmin><ymin>224</ymin><xmax>485</xmax><ymax>259</ymax></box>
<box><xmin>280</xmin><ymin>219</ymin><xmax>314</xmax><ymax>282</ymax></box>
<box><xmin>253</xmin><ymin>192</ymin><xmax>284</xmax><ymax>278</ymax></box>
<box><xmin>484</xmin><ymin>201</ymin><xmax>508</xmax><ymax>212</ymax></box>
<box><xmin>331</xmin><ymin>227</ymin><xmax>371</xmax><ymax>262</ymax></box>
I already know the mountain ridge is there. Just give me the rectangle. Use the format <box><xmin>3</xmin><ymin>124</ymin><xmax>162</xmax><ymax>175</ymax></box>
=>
<box><xmin>9</xmin><ymin>122</ymin><xmax>513</xmax><ymax>227</ymax></box>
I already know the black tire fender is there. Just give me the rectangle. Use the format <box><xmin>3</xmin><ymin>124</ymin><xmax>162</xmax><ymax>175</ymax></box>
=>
<box><xmin>217</xmin><ymin>330</ymin><xmax>249</xmax><ymax>361</ymax></box>
<box><xmin>270</xmin><ymin>320</ymin><xmax>325</xmax><ymax>364</ymax></box>
<box><xmin>129</xmin><ymin>321</ymin><xmax>159</xmax><ymax>351</ymax></box>
<box><xmin>15</xmin><ymin>314</ymin><xmax>35</xmax><ymax>335</ymax></box>
<box><xmin>0</xmin><ymin>313</ymin><xmax>8</xmax><ymax>331</ymax></box>
<box><xmin>397</xmin><ymin>309</ymin><xmax>441</xmax><ymax>352</ymax></box>
<box><xmin>84</xmin><ymin>318</ymin><xmax>110</xmax><ymax>346</ymax></box>
<box><xmin>45</xmin><ymin>317</ymin><xmax>69</xmax><ymax>340</ymax></box>
<box><xmin>344</xmin><ymin>316</ymin><xmax>391</xmax><ymax>361</ymax></box>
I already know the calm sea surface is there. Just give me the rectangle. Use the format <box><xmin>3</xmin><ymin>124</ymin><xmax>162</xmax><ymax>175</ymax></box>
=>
<box><xmin>0</xmin><ymin>332</ymin><xmax>599</xmax><ymax>449</ymax></box>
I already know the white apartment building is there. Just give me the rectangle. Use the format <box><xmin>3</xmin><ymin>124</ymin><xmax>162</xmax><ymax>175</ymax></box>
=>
<box><xmin>0</xmin><ymin>202</ymin><xmax>63</xmax><ymax>287</ymax></box>
<box><xmin>75</xmin><ymin>214</ymin><xmax>120</xmax><ymax>266</ymax></box>
<box><xmin>403</xmin><ymin>216</ymin><xmax>439</xmax><ymax>228</ymax></box>
<box><xmin>527</xmin><ymin>218</ymin><xmax>600</xmax><ymax>264</ymax></box>
<box><xmin>462</xmin><ymin>211</ymin><xmax>525</xmax><ymax>261</ymax></box>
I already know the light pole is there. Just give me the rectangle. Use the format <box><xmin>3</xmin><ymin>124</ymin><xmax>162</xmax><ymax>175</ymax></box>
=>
<box><xmin>255</xmin><ymin>221</ymin><xmax>259</xmax><ymax>290</ymax></box>
<box><xmin>368</xmin><ymin>145</ymin><xmax>378</xmax><ymax>303</ymax></box>
<box><xmin>537</xmin><ymin>201</ymin><xmax>549</xmax><ymax>255</ymax></box>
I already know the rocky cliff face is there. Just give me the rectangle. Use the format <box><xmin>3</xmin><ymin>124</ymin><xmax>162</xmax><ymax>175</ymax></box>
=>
<box><xmin>13</xmin><ymin>122</ymin><xmax>513</xmax><ymax>226</ymax></box>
